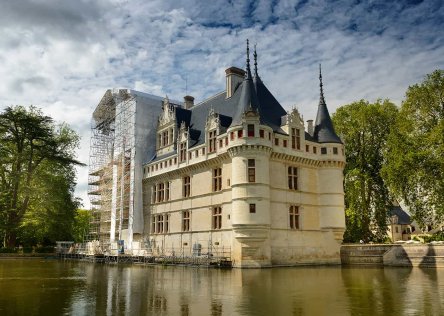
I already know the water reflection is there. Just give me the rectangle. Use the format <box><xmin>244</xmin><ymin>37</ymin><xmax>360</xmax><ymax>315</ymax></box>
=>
<box><xmin>1</xmin><ymin>260</ymin><xmax>444</xmax><ymax>315</ymax></box>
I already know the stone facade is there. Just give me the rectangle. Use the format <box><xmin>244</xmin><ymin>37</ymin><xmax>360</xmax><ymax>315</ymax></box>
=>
<box><xmin>141</xmin><ymin>46</ymin><xmax>346</xmax><ymax>267</ymax></box>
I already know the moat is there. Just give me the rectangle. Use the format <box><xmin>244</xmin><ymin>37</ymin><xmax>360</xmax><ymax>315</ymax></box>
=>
<box><xmin>1</xmin><ymin>259</ymin><xmax>443</xmax><ymax>315</ymax></box>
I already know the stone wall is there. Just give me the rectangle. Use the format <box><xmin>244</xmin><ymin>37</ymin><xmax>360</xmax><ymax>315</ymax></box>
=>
<box><xmin>341</xmin><ymin>244</ymin><xmax>444</xmax><ymax>268</ymax></box>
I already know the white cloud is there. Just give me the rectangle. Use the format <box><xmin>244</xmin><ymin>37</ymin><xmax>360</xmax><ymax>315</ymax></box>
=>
<box><xmin>0</xmin><ymin>0</ymin><xmax>443</xmax><ymax>208</ymax></box>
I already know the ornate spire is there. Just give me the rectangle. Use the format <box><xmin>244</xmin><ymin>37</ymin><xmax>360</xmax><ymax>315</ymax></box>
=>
<box><xmin>245</xmin><ymin>39</ymin><xmax>252</xmax><ymax>79</ymax></box>
<box><xmin>313</xmin><ymin>64</ymin><xmax>342</xmax><ymax>144</ymax></box>
<box><xmin>319</xmin><ymin>64</ymin><xmax>326</xmax><ymax>105</ymax></box>
<box><xmin>253</xmin><ymin>44</ymin><xmax>258</xmax><ymax>78</ymax></box>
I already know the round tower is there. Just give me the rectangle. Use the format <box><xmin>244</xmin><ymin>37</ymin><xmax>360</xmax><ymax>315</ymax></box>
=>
<box><xmin>313</xmin><ymin>65</ymin><xmax>346</xmax><ymax>258</ymax></box>
<box><xmin>227</xmin><ymin>115</ymin><xmax>273</xmax><ymax>267</ymax></box>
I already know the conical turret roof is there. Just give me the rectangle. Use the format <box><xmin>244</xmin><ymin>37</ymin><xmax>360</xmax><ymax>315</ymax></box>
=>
<box><xmin>231</xmin><ymin>41</ymin><xmax>287</xmax><ymax>131</ymax></box>
<box><xmin>313</xmin><ymin>65</ymin><xmax>342</xmax><ymax>144</ymax></box>
<box><xmin>230</xmin><ymin>40</ymin><xmax>260</xmax><ymax>127</ymax></box>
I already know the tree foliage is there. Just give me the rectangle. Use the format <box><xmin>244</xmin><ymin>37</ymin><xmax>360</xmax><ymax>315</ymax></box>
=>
<box><xmin>72</xmin><ymin>209</ymin><xmax>92</xmax><ymax>243</ymax></box>
<box><xmin>382</xmin><ymin>70</ymin><xmax>444</xmax><ymax>228</ymax></box>
<box><xmin>332</xmin><ymin>100</ymin><xmax>398</xmax><ymax>242</ymax></box>
<box><xmin>0</xmin><ymin>106</ymin><xmax>83</xmax><ymax>247</ymax></box>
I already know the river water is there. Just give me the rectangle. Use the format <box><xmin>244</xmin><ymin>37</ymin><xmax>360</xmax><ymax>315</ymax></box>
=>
<box><xmin>0</xmin><ymin>259</ymin><xmax>443</xmax><ymax>315</ymax></box>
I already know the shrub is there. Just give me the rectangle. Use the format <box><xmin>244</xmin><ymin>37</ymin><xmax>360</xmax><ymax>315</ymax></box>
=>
<box><xmin>22</xmin><ymin>247</ymin><xmax>33</xmax><ymax>253</ymax></box>
<box><xmin>0</xmin><ymin>248</ymin><xmax>18</xmax><ymax>253</ymax></box>
<box><xmin>35</xmin><ymin>246</ymin><xmax>55</xmax><ymax>253</ymax></box>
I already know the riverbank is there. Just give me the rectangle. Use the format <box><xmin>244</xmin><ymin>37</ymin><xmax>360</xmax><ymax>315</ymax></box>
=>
<box><xmin>0</xmin><ymin>253</ymin><xmax>56</xmax><ymax>259</ymax></box>
<box><xmin>341</xmin><ymin>244</ymin><xmax>444</xmax><ymax>267</ymax></box>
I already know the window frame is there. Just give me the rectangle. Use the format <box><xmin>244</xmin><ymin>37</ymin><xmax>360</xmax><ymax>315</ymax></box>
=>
<box><xmin>208</xmin><ymin>130</ymin><xmax>217</xmax><ymax>153</ymax></box>
<box><xmin>247</xmin><ymin>124</ymin><xmax>255</xmax><ymax>137</ymax></box>
<box><xmin>248</xmin><ymin>159</ymin><xmax>256</xmax><ymax>183</ymax></box>
<box><xmin>288</xmin><ymin>166</ymin><xmax>298</xmax><ymax>190</ymax></box>
<box><xmin>212</xmin><ymin>206</ymin><xmax>222</xmax><ymax>230</ymax></box>
<box><xmin>183</xmin><ymin>176</ymin><xmax>191</xmax><ymax>197</ymax></box>
<box><xmin>182</xmin><ymin>211</ymin><xmax>191</xmax><ymax>232</ymax></box>
<box><xmin>289</xmin><ymin>205</ymin><xmax>300</xmax><ymax>230</ymax></box>
<box><xmin>179</xmin><ymin>142</ymin><xmax>187</xmax><ymax>162</ymax></box>
<box><xmin>212</xmin><ymin>167</ymin><xmax>222</xmax><ymax>191</ymax></box>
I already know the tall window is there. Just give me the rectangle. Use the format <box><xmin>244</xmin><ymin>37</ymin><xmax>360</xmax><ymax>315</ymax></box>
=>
<box><xmin>164</xmin><ymin>214</ymin><xmax>169</xmax><ymax>233</ymax></box>
<box><xmin>183</xmin><ymin>176</ymin><xmax>191</xmax><ymax>197</ymax></box>
<box><xmin>158</xmin><ymin>183</ymin><xmax>164</xmax><ymax>202</ymax></box>
<box><xmin>151</xmin><ymin>215</ymin><xmax>156</xmax><ymax>233</ymax></box>
<box><xmin>157</xmin><ymin>214</ymin><xmax>164</xmax><ymax>233</ymax></box>
<box><xmin>237</xmin><ymin>130</ymin><xmax>243</xmax><ymax>138</ymax></box>
<box><xmin>212</xmin><ymin>206</ymin><xmax>222</xmax><ymax>230</ymax></box>
<box><xmin>259</xmin><ymin>129</ymin><xmax>264</xmax><ymax>138</ymax></box>
<box><xmin>289</xmin><ymin>206</ymin><xmax>299</xmax><ymax>229</ymax></box>
<box><xmin>152</xmin><ymin>185</ymin><xmax>157</xmax><ymax>203</ymax></box>
<box><xmin>291</xmin><ymin>128</ymin><xmax>301</xmax><ymax>150</ymax></box>
<box><xmin>213</xmin><ymin>168</ymin><xmax>222</xmax><ymax>191</ymax></box>
<box><xmin>153</xmin><ymin>182</ymin><xmax>170</xmax><ymax>203</ymax></box>
<box><xmin>162</xmin><ymin>130</ymin><xmax>168</xmax><ymax>146</ymax></box>
<box><xmin>182</xmin><ymin>211</ymin><xmax>190</xmax><ymax>232</ymax></box>
<box><xmin>179</xmin><ymin>142</ymin><xmax>187</xmax><ymax>162</ymax></box>
<box><xmin>208</xmin><ymin>130</ymin><xmax>217</xmax><ymax>153</ymax></box>
<box><xmin>248</xmin><ymin>124</ymin><xmax>255</xmax><ymax>137</ymax></box>
<box><xmin>249</xmin><ymin>204</ymin><xmax>256</xmax><ymax>213</ymax></box>
<box><xmin>165</xmin><ymin>182</ymin><xmax>170</xmax><ymax>201</ymax></box>
<box><xmin>248</xmin><ymin>159</ymin><xmax>255</xmax><ymax>182</ymax></box>
<box><xmin>288</xmin><ymin>167</ymin><xmax>298</xmax><ymax>190</ymax></box>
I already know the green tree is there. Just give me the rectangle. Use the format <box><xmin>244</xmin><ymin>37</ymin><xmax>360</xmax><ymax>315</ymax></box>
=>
<box><xmin>332</xmin><ymin>100</ymin><xmax>398</xmax><ymax>242</ymax></box>
<box><xmin>0</xmin><ymin>106</ymin><xmax>83</xmax><ymax>247</ymax></box>
<box><xmin>382</xmin><ymin>70</ymin><xmax>444</xmax><ymax>228</ymax></box>
<box><xmin>72</xmin><ymin>209</ymin><xmax>92</xmax><ymax>243</ymax></box>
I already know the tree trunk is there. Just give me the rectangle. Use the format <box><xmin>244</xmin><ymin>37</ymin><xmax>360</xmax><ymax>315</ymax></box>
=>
<box><xmin>5</xmin><ymin>230</ymin><xmax>17</xmax><ymax>248</ymax></box>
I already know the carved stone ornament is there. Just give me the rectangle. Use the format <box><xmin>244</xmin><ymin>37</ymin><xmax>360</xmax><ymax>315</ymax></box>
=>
<box><xmin>158</xmin><ymin>96</ymin><xmax>175</xmax><ymax>127</ymax></box>
<box><xmin>205</xmin><ymin>108</ymin><xmax>220</xmax><ymax>131</ymax></box>
<box><xmin>286</xmin><ymin>107</ymin><xmax>304</xmax><ymax>127</ymax></box>
<box><xmin>178</xmin><ymin>121</ymin><xmax>188</xmax><ymax>142</ymax></box>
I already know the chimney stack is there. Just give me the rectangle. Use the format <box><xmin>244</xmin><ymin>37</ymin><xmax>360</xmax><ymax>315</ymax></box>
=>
<box><xmin>225</xmin><ymin>66</ymin><xmax>245</xmax><ymax>98</ymax></box>
<box><xmin>184</xmin><ymin>95</ymin><xmax>194</xmax><ymax>109</ymax></box>
<box><xmin>307</xmin><ymin>120</ymin><xmax>314</xmax><ymax>136</ymax></box>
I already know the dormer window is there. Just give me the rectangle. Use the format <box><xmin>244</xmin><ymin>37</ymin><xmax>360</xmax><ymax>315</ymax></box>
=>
<box><xmin>208</xmin><ymin>130</ymin><xmax>217</xmax><ymax>153</ymax></box>
<box><xmin>248</xmin><ymin>124</ymin><xmax>255</xmax><ymax>137</ymax></box>
<box><xmin>291</xmin><ymin>128</ymin><xmax>301</xmax><ymax>150</ymax></box>
<box><xmin>179</xmin><ymin>142</ymin><xmax>187</xmax><ymax>162</ymax></box>
<box><xmin>162</xmin><ymin>130</ymin><xmax>168</xmax><ymax>146</ymax></box>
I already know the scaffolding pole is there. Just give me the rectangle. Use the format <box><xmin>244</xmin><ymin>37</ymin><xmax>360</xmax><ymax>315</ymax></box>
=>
<box><xmin>87</xmin><ymin>89</ymin><xmax>136</xmax><ymax>249</ymax></box>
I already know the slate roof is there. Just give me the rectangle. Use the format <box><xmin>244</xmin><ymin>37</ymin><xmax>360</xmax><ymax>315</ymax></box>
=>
<box><xmin>313</xmin><ymin>66</ymin><xmax>342</xmax><ymax>144</ymax></box>
<box><xmin>390</xmin><ymin>206</ymin><xmax>411</xmax><ymax>225</ymax></box>
<box><xmin>148</xmin><ymin>45</ymin><xmax>341</xmax><ymax>163</ymax></box>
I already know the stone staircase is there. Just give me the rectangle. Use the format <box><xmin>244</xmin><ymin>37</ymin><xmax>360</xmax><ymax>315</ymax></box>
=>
<box><xmin>341</xmin><ymin>244</ymin><xmax>444</xmax><ymax>267</ymax></box>
<box><xmin>341</xmin><ymin>245</ymin><xmax>392</xmax><ymax>266</ymax></box>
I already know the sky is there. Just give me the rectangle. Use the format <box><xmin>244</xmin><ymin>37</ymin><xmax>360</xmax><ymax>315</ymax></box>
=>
<box><xmin>0</xmin><ymin>0</ymin><xmax>443</xmax><ymax>208</ymax></box>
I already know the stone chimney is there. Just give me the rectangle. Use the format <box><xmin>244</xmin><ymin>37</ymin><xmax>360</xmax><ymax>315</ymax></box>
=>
<box><xmin>184</xmin><ymin>95</ymin><xmax>194</xmax><ymax>109</ymax></box>
<box><xmin>225</xmin><ymin>66</ymin><xmax>245</xmax><ymax>98</ymax></box>
<box><xmin>307</xmin><ymin>119</ymin><xmax>314</xmax><ymax>136</ymax></box>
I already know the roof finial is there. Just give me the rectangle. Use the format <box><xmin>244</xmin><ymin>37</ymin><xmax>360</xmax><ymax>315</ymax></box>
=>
<box><xmin>245</xmin><ymin>39</ymin><xmax>252</xmax><ymax>79</ymax></box>
<box><xmin>319</xmin><ymin>63</ymin><xmax>326</xmax><ymax>105</ymax></box>
<box><xmin>253</xmin><ymin>44</ymin><xmax>258</xmax><ymax>77</ymax></box>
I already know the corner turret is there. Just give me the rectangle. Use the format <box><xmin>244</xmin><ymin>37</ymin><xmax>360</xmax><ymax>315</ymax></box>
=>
<box><xmin>313</xmin><ymin>65</ymin><xmax>342</xmax><ymax>144</ymax></box>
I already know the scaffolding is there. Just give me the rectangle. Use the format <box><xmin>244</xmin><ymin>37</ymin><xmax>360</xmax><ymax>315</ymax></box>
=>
<box><xmin>88</xmin><ymin>89</ymin><xmax>136</xmax><ymax>246</ymax></box>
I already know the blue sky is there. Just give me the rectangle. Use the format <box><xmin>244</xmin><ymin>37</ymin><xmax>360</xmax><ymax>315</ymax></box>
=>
<box><xmin>0</xmin><ymin>0</ymin><xmax>443</xmax><ymax>208</ymax></box>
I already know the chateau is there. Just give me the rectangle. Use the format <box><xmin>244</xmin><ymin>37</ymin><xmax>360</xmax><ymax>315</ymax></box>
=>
<box><xmin>89</xmin><ymin>42</ymin><xmax>346</xmax><ymax>267</ymax></box>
